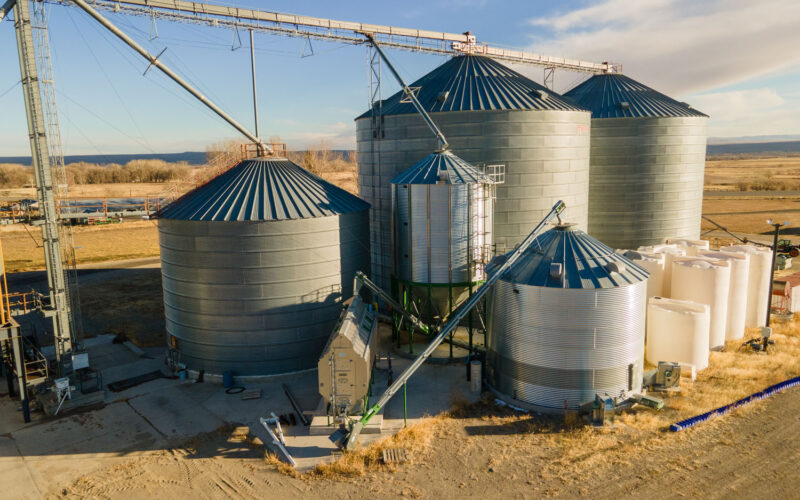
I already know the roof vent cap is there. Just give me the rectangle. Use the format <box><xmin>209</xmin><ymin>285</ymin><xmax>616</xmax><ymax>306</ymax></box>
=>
<box><xmin>619</xmin><ymin>101</ymin><xmax>630</xmax><ymax>110</ymax></box>
<box><xmin>605</xmin><ymin>262</ymin><xmax>627</xmax><ymax>274</ymax></box>
<box><xmin>532</xmin><ymin>89</ymin><xmax>549</xmax><ymax>101</ymax></box>
<box><xmin>437</xmin><ymin>90</ymin><xmax>450</xmax><ymax>102</ymax></box>
<box><xmin>549</xmin><ymin>262</ymin><xmax>563</xmax><ymax>280</ymax></box>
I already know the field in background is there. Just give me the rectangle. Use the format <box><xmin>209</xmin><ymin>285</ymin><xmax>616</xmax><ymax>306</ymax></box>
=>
<box><xmin>705</xmin><ymin>155</ymin><xmax>800</xmax><ymax>191</ymax></box>
<box><xmin>4</xmin><ymin>153</ymin><xmax>800</xmax><ymax>272</ymax></box>
<box><xmin>703</xmin><ymin>155</ymin><xmax>800</xmax><ymax>237</ymax></box>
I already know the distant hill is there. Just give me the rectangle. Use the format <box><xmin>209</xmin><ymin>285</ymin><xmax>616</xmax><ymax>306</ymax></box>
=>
<box><xmin>707</xmin><ymin>140</ymin><xmax>800</xmax><ymax>156</ymax></box>
<box><xmin>0</xmin><ymin>149</ymin><xmax>357</xmax><ymax>166</ymax></box>
<box><xmin>0</xmin><ymin>152</ymin><xmax>208</xmax><ymax>166</ymax></box>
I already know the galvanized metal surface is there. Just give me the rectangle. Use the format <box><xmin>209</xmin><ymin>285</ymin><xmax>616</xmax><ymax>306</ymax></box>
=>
<box><xmin>487</xmin><ymin>281</ymin><xmax>647</xmax><ymax>411</ymax></box>
<box><xmin>487</xmin><ymin>226</ymin><xmax>646</xmax><ymax>411</ymax></box>
<box><xmin>497</xmin><ymin>225</ymin><xmax>649</xmax><ymax>289</ymax></box>
<box><xmin>585</xmin><ymin>116</ymin><xmax>707</xmax><ymax>248</ymax></box>
<box><xmin>160</xmin><ymin>158</ymin><xmax>370</xmax><ymax>221</ymax></box>
<box><xmin>564</xmin><ymin>74</ymin><xmax>707</xmax><ymax>119</ymax></box>
<box><xmin>393</xmin><ymin>183</ymin><xmax>482</xmax><ymax>284</ymax></box>
<box><xmin>159</xmin><ymin>212</ymin><xmax>370</xmax><ymax>375</ymax></box>
<box><xmin>359</xmin><ymin>55</ymin><xmax>584</xmax><ymax>119</ymax></box>
<box><xmin>358</xmin><ymin>109</ymin><xmax>590</xmax><ymax>289</ymax></box>
<box><xmin>392</xmin><ymin>150</ymin><xmax>492</xmax><ymax>286</ymax></box>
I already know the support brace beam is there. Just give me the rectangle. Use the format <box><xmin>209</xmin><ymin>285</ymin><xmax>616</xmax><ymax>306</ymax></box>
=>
<box><xmin>70</xmin><ymin>0</ymin><xmax>269</xmax><ymax>154</ymax></box>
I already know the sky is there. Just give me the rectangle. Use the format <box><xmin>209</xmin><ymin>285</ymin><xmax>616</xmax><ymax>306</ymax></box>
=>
<box><xmin>1</xmin><ymin>0</ymin><xmax>799</xmax><ymax>155</ymax></box>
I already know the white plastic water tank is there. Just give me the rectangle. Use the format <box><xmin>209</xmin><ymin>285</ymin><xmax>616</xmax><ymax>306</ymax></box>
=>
<box><xmin>646</xmin><ymin>297</ymin><xmax>711</xmax><ymax>370</ymax></box>
<box><xmin>623</xmin><ymin>250</ymin><xmax>665</xmax><ymax>300</ymax></box>
<box><xmin>665</xmin><ymin>238</ymin><xmax>710</xmax><ymax>257</ymax></box>
<box><xmin>671</xmin><ymin>256</ymin><xmax>731</xmax><ymax>349</ymax></box>
<box><xmin>721</xmin><ymin>245</ymin><xmax>772</xmax><ymax>328</ymax></box>
<box><xmin>698</xmin><ymin>250</ymin><xmax>750</xmax><ymax>340</ymax></box>
<box><xmin>638</xmin><ymin>244</ymin><xmax>687</xmax><ymax>297</ymax></box>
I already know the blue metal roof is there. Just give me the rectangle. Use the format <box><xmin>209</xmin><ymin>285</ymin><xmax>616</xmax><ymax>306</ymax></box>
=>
<box><xmin>494</xmin><ymin>224</ymin><xmax>648</xmax><ymax>289</ymax></box>
<box><xmin>159</xmin><ymin>158</ymin><xmax>369</xmax><ymax>221</ymax></box>
<box><xmin>563</xmin><ymin>73</ymin><xmax>708</xmax><ymax>119</ymax></box>
<box><xmin>390</xmin><ymin>150</ymin><xmax>491</xmax><ymax>185</ymax></box>
<box><xmin>357</xmin><ymin>55</ymin><xmax>585</xmax><ymax>119</ymax></box>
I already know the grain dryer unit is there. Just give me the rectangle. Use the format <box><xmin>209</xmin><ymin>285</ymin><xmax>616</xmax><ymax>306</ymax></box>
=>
<box><xmin>357</xmin><ymin>54</ymin><xmax>590</xmax><ymax>289</ymax></box>
<box><xmin>158</xmin><ymin>158</ymin><xmax>370</xmax><ymax>376</ymax></box>
<box><xmin>318</xmin><ymin>295</ymin><xmax>379</xmax><ymax>417</ymax></box>
<box><xmin>564</xmin><ymin>73</ymin><xmax>708</xmax><ymax>249</ymax></box>
<box><xmin>486</xmin><ymin>223</ymin><xmax>649</xmax><ymax>413</ymax></box>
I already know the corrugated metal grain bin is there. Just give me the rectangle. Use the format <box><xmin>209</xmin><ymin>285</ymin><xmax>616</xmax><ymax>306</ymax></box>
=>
<box><xmin>486</xmin><ymin>223</ymin><xmax>648</xmax><ymax>412</ymax></box>
<box><xmin>564</xmin><ymin>73</ymin><xmax>708</xmax><ymax>249</ymax></box>
<box><xmin>357</xmin><ymin>55</ymin><xmax>591</xmax><ymax>289</ymax></box>
<box><xmin>391</xmin><ymin>150</ymin><xmax>493</xmax><ymax>319</ymax></box>
<box><xmin>158</xmin><ymin>158</ymin><xmax>370</xmax><ymax>375</ymax></box>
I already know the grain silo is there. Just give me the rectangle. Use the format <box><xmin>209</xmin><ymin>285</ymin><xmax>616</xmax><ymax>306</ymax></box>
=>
<box><xmin>486</xmin><ymin>223</ymin><xmax>648</xmax><ymax>412</ymax></box>
<box><xmin>158</xmin><ymin>158</ymin><xmax>370</xmax><ymax>376</ymax></box>
<box><xmin>391</xmin><ymin>149</ymin><xmax>493</xmax><ymax>323</ymax></box>
<box><xmin>564</xmin><ymin>73</ymin><xmax>708</xmax><ymax>249</ymax></box>
<box><xmin>357</xmin><ymin>54</ymin><xmax>591</xmax><ymax>289</ymax></box>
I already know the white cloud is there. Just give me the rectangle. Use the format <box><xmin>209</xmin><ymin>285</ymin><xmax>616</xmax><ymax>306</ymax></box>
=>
<box><xmin>689</xmin><ymin>88</ymin><xmax>784</xmax><ymax>122</ymax></box>
<box><xmin>529</xmin><ymin>0</ymin><xmax>800</xmax><ymax>96</ymax></box>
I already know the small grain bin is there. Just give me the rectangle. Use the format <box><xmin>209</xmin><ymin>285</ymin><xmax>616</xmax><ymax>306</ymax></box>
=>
<box><xmin>564</xmin><ymin>73</ymin><xmax>707</xmax><ymax>249</ymax></box>
<box><xmin>391</xmin><ymin>150</ymin><xmax>493</xmax><ymax>321</ymax></box>
<box><xmin>487</xmin><ymin>224</ymin><xmax>648</xmax><ymax>412</ymax></box>
<box><xmin>158</xmin><ymin>158</ymin><xmax>370</xmax><ymax>376</ymax></box>
<box><xmin>670</xmin><ymin>257</ymin><xmax>731</xmax><ymax>349</ymax></box>
<box><xmin>698</xmin><ymin>250</ymin><xmax>750</xmax><ymax>340</ymax></box>
<box><xmin>721</xmin><ymin>245</ymin><xmax>772</xmax><ymax>328</ymax></box>
<box><xmin>646</xmin><ymin>297</ymin><xmax>710</xmax><ymax>370</ymax></box>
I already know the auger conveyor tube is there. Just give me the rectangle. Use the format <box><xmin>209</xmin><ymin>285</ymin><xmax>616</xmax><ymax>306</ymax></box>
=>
<box><xmin>343</xmin><ymin>200</ymin><xmax>566</xmax><ymax>449</ymax></box>
<box><xmin>363</xmin><ymin>33</ymin><xmax>449</xmax><ymax>151</ymax></box>
<box><xmin>354</xmin><ymin>271</ymin><xmax>429</xmax><ymax>335</ymax></box>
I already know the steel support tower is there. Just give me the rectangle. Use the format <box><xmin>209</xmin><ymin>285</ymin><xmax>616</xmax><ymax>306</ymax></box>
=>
<box><xmin>13</xmin><ymin>0</ymin><xmax>75</xmax><ymax>374</ymax></box>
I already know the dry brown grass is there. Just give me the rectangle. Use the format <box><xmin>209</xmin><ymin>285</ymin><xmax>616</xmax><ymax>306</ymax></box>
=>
<box><xmin>0</xmin><ymin>220</ymin><xmax>160</xmax><ymax>272</ymax></box>
<box><xmin>705</xmin><ymin>156</ymin><xmax>800</xmax><ymax>192</ymax></box>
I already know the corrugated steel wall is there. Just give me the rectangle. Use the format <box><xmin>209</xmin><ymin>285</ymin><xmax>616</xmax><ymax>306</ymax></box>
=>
<box><xmin>159</xmin><ymin>212</ymin><xmax>370</xmax><ymax>375</ymax></box>
<box><xmin>358</xmin><ymin>109</ymin><xmax>591</xmax><ymax>289</ymax></box>
<box><xmin>392</xmin><ymin>183</ymin><xmax>472</xmax><ymax>283</ymax></box>
<box><xmin>587</xmin><ymin>117</ymin><xmax>707</xmax><ymax>248</ymax></box>
<box><xmin>486</xmin><ymin>281</ymin><xmax>646</xmax><ymax>412</ymax></box>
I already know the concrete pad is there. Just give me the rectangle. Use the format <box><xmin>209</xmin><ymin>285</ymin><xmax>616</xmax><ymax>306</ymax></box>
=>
<box><xmin>101</xmin><ymin>357</ymin><xmax>164</xmax><ymax>388</ymax></box>
<box><xmin>127</xmin><ymin>386</ymin><xmax>225</xmax><ymax>439</ymax></box>
<box><xmin>0</xmin><ymin>458</ymin><xmax>42</xmax><ymax>500</ymax></box>
<box><xmin>12</xmin><ymin>401</ymin><xmax>164</xmax><ymax>457</ymax></box>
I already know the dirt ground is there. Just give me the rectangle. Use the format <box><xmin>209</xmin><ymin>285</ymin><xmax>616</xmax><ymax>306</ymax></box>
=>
<box><xmin>53</xmin><ymin>384</ymin><xmax>800</xmax><ymax>499</ymax></box>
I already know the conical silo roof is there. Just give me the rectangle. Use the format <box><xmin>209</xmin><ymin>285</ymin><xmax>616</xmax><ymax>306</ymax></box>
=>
<box><xmin>159</xmin><ymin>158</ymin><xmax>369</xmax><ymax>221</ymax></box>
<box><xmin>357</xmin><ymin>55</ymin><xmax>584</xmax><ymax>119</ymax></box>
<box><xmin>564</xmin><ymin>73</ymin><xmax>708</xmax><ymax>118</ymax></box>
<box><xmin>390</xmin><ymin>150</ymin><xmax>491</xmax><ymax>185</ymax></box>
<box><xmin>497</xmin><ymin>224</ymin><xmax>648</xmax><ymax>289</ymax></box>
